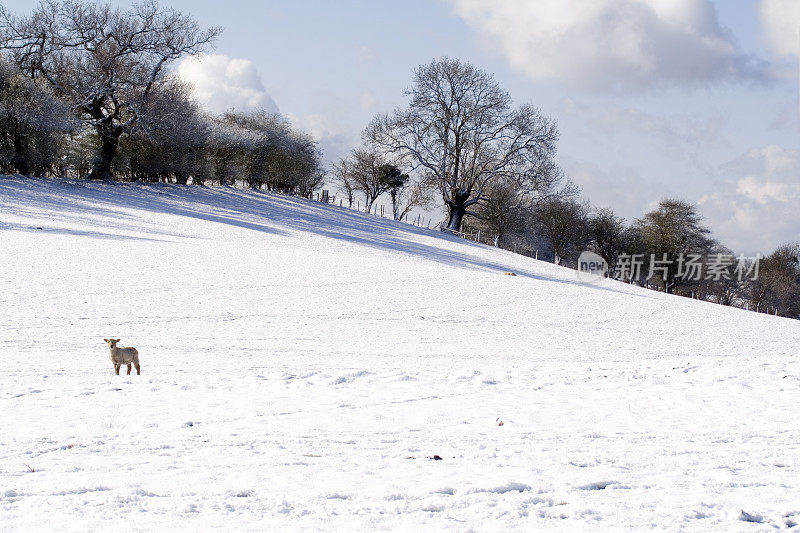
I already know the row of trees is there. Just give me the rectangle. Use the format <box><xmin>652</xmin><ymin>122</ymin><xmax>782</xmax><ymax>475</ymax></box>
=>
<box><xmin>464</xmin><ymin>195</ymin><xmax>799</xmax><ymax>318</ymax></box>
<box><xmin>330</xmin><ymin>149</ymin><xmax>431</xmax><ymax>220</ymax></box>
<box><xmin>331</xmin><ymin>57</ymin><xmax>799</xmax><ymax>319</ymax></box>
<box><xmin>0</xmin><ymin>1</ymin><xmax>323</xmax><ymax>194</ymax></box>
<box><xmin>331</xmin><ymin>58</ymin><xmax>570</xmax><ymax>231</ymax></box>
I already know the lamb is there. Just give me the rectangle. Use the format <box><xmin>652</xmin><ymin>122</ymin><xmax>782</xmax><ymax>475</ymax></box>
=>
<box><xmin>104</xmin><ymin>338</ymin><xmax>141</xmax><ymax>375</ymax></box>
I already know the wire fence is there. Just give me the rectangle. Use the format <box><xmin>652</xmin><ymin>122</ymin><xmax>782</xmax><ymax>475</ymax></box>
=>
<box><xmin>311</xmin><ymin>189</ymin><xmax>533</xmax><ymax>253</ymax></box>
<box><xmin>313</xmin><ymin>190</ymin><xmax>437</xmax><ymax>231</ymax></box>
<box><xmin>312</xmin><ymin>190</ymin><xmax>487</xmax><ymax>244</ymax></box>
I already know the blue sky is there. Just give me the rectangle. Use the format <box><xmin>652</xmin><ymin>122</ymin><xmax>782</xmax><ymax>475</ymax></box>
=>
<box><xmin>4</xmin><ymin>0</ymin><xmax>798</xmax><ymax>252</ymax></box>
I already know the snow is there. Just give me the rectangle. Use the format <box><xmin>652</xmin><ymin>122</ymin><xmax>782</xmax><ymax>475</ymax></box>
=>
<box><xmin>1</xmin><ymin>176</ymin><xmax>799</xmax><ymax>531</ymax></box>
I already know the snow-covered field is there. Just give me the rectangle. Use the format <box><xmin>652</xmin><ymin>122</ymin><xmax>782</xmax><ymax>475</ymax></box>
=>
<box><xmin>1</xmin><ymin>177</ymin><xmax>799</xmax><ymax>532</ymax></box>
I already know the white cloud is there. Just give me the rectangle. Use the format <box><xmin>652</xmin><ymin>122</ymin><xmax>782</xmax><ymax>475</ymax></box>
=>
<box><xmin>449</xmin><ymin>0</ymin><xmax>768</xmax><ymax>90</ymax></box>
<box><xmin>735</xmin><ymin>175</ymin><xmax>799</xmax><ymax>204</ymax></box>
<box><xmin>287</xmin><ymin>110</ymin><xmax>358</xmax><ymax>166</ymax></box>
<box><xmin>699</xmin><ymin>145</ymin><xmax>800</xmax><ymax>252</ymax></box>
<box><xmin>759</xmin><ymin>0</ymin><xmax>800</xmax><ymax>59</ymax></box>
<box><xmin>177</xmin><ymin>54</ymin><xmax>280</xmax><ymax>115</ymax></box>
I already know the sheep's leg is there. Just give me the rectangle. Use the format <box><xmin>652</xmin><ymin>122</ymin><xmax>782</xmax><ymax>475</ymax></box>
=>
<box><xmin>134</xmin><ymin>361</ymin><xmax>140</xmax><ymax>375</ymax></box>
<box><xmin>126</xmin><ymin>363</ymin><xmax>132</xmax><ymax>375</ymax></box>
<box><xmin>114</xmin><ymin>364</ymin><xmax>120</xmax><ymax>375</ymax></box>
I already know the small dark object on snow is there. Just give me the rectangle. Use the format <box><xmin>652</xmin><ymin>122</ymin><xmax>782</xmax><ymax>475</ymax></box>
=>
<box><xmin>431</xmin><ymin>455</ymin><xmax>443</xmax><ymax>461</ymax></box>
<box><xmin>504</xmin><ymin>272</ymin><xmax>517</xmax><ymax>276</ymax></box>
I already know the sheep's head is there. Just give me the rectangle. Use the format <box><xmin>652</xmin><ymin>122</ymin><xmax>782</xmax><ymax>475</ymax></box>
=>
<box><xmin>104</xmin><ymin>338</ymin><xmax>120</xmax><ymax>348</ymax></box>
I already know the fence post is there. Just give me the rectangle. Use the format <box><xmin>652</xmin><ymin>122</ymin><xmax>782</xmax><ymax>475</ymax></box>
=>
<box><xmin>380</xmin><ymin>205</ymin><xmax>384</xmax><ymax>217</ymax></box>
<box><xmin>476</xmin><ymin>230</ymin><xmax>481</xmax><ymax>242</ymax></box>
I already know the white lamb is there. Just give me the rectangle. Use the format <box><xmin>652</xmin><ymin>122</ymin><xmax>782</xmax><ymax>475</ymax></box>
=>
<box><xmin>104</xmin><ymin>338</ymin><xmax>141</xmax><ymax>375</ymax></box>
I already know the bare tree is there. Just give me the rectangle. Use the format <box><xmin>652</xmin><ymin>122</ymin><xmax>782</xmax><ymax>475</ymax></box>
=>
<box><xmin>330</xmin><ymin>158</ymin><xmax>356</xmax><ymax>207</ymax></box>
<box><xmin>636</xmin><ymin>199</ymin><xmax>714</xmax><ymax>293</ymax></box>
<box><xmin>466</xmin><ymin>176</ymin><xmax>526</xmax><ymax>245</ymax></box>
<box><xmin>532</xmin><ymin>197</ymin><xmax>590</xmax><ymax>266</ymax></box>
<box><xmin>588</xmin><ymin>208</ymin><xmax>627</xmax><ymax>277</ymax></box>
<box><xmin>345</xmin><ymin>147</ymin><xmax>392</xmax><ymax>212</ymax></box>
<box><xmin>367</xmin><ymin>57</ymin><xmax>559</xmax><ymax>233</ymax></box>
<box><xmin>698</xmin><ymin>245</ymin><xmax>747</xmax><ymax>306</ymax></box>
<box><xmin>470</xmin><ymin>158</ymin><xmax>575</xmax><ymax>247</ymax></box>
<box><xmin>393</xmin><ymin>180</ymin><xmax>432</xmax><ymax>222</ymax></box>
<box><xmin>749</xmin><ymin>242</ymin><xmax>800</xmax><ymax>317</ymax></box>
<box><xmin>0</xmin><ymin>0</ymin><xmax>220</xmax><ymax>179</ymax></box>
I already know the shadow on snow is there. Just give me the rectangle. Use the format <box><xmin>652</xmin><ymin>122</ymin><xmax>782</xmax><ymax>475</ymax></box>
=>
<box><xmin>0</xmin><ymin>176</ymin><xmax>637</xmax><ymax>296</ymax></box>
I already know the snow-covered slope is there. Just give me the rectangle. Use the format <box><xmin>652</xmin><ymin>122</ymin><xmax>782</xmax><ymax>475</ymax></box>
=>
<box><xmin>1</xmin><ymin>177</ymin><xmax>798</xmax><ymax>531</ymax></box>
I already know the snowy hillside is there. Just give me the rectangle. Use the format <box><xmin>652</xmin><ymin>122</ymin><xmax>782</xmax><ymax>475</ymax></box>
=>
<box><xmin>1</xmin><ymin>176</ymin><xmax>799</xmax><ymax>531</ymax></box>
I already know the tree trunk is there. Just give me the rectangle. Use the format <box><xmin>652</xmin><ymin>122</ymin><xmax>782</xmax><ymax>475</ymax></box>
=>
<box><xmin>89</xmin><ymin>125</ymin><xmax>121</xmax><ymax>180</ymax></box>
<box><xmin>390</xmin><ymin>189</ymin><xmax>399</xmax><ymax>220</ymax></box>
<box><xmin>365</xmin><ymin>195</ymin><xmax>378</xmax><ymax>213</ymax></box>
<box><xmin>12</xmin><ymin>137</ymin><xmax>31</xmax><ymax>177</ymax></box>
<box><xmin>444</xmin><ymin>189</ymin><xmax>470</xmax><ymax>233</ymax></box>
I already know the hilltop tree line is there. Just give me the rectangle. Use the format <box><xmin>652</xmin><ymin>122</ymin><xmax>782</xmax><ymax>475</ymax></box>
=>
<box><xmin>477</xmin><ymin>196</ymin><xmax>799</xmax><ymax>319</ymax></box>
<box><xmin>333</xmin><ymin>57</ymin><xmax>799</xmax><ymax>319</ymax></box>
<box><xmin>0</xmin><ymin>0</ymin><xmax>322</xmax><ymax>194</ymax></box>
